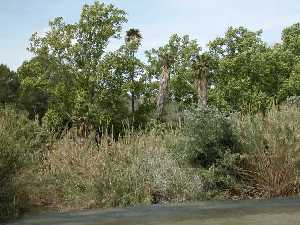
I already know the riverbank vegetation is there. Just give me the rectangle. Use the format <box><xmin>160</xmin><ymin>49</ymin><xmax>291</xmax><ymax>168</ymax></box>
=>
<box><xmin>1</xmin><ymin>1</ymin><xmax>300</xmax><ymax>221</ymax></box>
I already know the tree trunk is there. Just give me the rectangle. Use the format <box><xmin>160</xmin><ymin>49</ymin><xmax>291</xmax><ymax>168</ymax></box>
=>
<box><xmin>131</xmin><ymin>77</ymin><xmax>135</xmax><ymax>114</ymax></box>
<box><xmin>157</xmin><ymin>64</ymin><xmax>169</xmax><ymax>119</ymax></box>
<box><xmin>131</xmin><ymin>92</ymin><xmax>135</xmax><ymax>113</ymax></box>
<box><xmin>130</xmin><ymin>52</ymin><xmax>135</xmax><ymax>114</ymax></box>
<box><xmin>197</xmin><ymin>67</ymin><xmax>208</xmax><ymax>107</ymax></box>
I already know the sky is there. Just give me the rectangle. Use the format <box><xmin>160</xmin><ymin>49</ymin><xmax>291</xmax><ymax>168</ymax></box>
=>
<box><xmin>1</xmin><ymin>0</ymin><xmax>300</xmax><ymax>70</ymax></box>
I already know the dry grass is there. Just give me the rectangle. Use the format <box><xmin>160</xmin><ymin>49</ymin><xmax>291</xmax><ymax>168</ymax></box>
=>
<box><xmin>33</xmin><ymin>129</ymin><xmax>204</xmax><ymax>210</ymax></box>
<box><xmin>239</xmin><ymin>144</ymin><xmax>300</xmax><ymax>198</ymax></box>
<box><xmin>234</xmin><ymin>105</ymin><xmax>300</xmax><ymax>198</ymax></box>
<box><xmin>5</xmin><ymin>104</ymin><xmax>300</xmax><ymax>219</ymax></box>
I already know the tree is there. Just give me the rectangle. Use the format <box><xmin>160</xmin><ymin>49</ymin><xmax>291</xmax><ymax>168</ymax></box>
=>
<box><xmin>156</xmin><ymin>53</ymin><xmax>172</xmax><ymax>119</ymax></box>
<box><xmin>0</xmin><ymin>64</ymin><xmax>19</xmax><ymax>105</ymax></box>
<box><xmin>282</xmin><ymin>23</ymin><xmax>300</xmax><ymax>56</ymax></box>
<box><xmin>279</xmin><ymin>62</ymin><xmax>300</xmax><ymax>100</ymax></box>
<box><xmin>17</xmin><ymin>56</ymin><xmax>51</xmax><ymax>121</ymax></box>
<box><xmin>208</xmin><ymin>26</ymin><xmax>296</xmax><ymax>113</ymax></box>
<box><xmin>26</xmin><ymin>1</ymin><xmax>128</xmax><ymax>132</ymax></box>
<box><xmin>125</xmin><ymin>28</ymin><xmax>142</xmax><ymax>114</ymax></box>
<box><xmin>146</xmin><ymin>34</ymin><xmax>201</xmax><ymax>119</ymax></box>
<box><xmin>192</xmin><ymin>53</ymin><xmax>210</xmax><ymax>107</ymax></box>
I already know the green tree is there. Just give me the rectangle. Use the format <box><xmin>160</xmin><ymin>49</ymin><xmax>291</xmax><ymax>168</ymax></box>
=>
<box><xmin>282</xmin><ymin>23</ymin><xmax>300</xmax><ymax>56</ymax></box>
<box><xmin>208</xmin><ymin>26</ymin><xmax>296</xmax><ymax>113</ymax></box>
<box><xmin>279</xmin><ymin>62</ymin><xmax>300</xmax><ymax>100</ymax></box>
<box><xmin>125</xmin><ymin>28</ymin><xmax>142</xmax><ymax>115</ymax></box>
<box><xmin>0</xmin><ymin>64</ymin><xmax>19</xmax><ymax>105</ymax></box>
<box><xmin>26</xmin><ymin>1</ymin><xmax>129</xmax><ymax>132</ymax></box>
<box><xmin>18</xmin><ymin>57</ymin><xmax>50</xmax><ymax>121</ymax></box>
<box><xmin>146</xmin><ymin>34</ymin><xmax>201</xmax><ymax>119</ymax></box>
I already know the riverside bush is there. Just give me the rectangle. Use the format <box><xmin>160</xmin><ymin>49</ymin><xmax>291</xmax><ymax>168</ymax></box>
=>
<box><xmin>174</xmin><ymin>106</ymin><xmax>238</xmax><ymax>168</ymax></box>
<box><xmin>0</xmin><ymin>106</ymin><xmax>46</xmax><ymax>221</ymax></box>
<box><xmin>4</xmin><ymin>103</ymin><xmax>300</xmax><ymax>220</ymax></box>
<box><xmin>234</xmin><ymin>105</ymin><xmax>300</xmax><ymax>198</ymax></box>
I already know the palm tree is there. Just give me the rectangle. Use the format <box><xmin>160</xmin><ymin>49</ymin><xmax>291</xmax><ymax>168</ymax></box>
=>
<box><xmin>125</xmin><ymin>29</ymin><xmax>142</xmax><ymax>114</ymax></box>
<box><xmin>125</xmin><ymin>28</ymin><xmax>142</xmax><ymax>48</ymax></box>
<box><xmin>192</xmin><ymin>53</ymin><xmax>210</xmax><ymax>107</ymax></box>
<box><xmin>157</xmin><ymin>53</ymin><xmax>173</xmax><ymax>119</ymax></box>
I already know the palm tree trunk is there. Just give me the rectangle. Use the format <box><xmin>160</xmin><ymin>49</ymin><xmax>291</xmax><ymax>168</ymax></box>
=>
<box><xmin>131</xmin><ymin>52</ymin><xmax>135</xmax><ymax>114</ymax></box>
<box><xmin>131</xmin><ymin>90</ymin><xmax>135</xmax><ymax>113</ymax></box>
<box><xmin>131</xmin><ymin>76</ymin><xmax>135</xmax><ymax>114</ymax></box>
<box><xmin>157</xmin><ymin>64</ymin><xmax>169</xmax><ymax>118</ymax></box>
<box><xmin>197</xmin><ymin>68</ymin><xmax>208</xmax><ymax>107</ymax></box>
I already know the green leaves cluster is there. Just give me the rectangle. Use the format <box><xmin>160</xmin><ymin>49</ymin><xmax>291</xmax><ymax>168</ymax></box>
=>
<box><xmin>0</xmin><ymin>64</ymin><xmax>19</xmax><ymax>105</ymax></box>
<box><xmin>174</xmin><ymin>106</ymin><xmax>237</xmax><ymax>168</ymax></box>
<box><xmin>208</xmin><ymin>26</ymin><xmax>299</xmax><ymax>113</ymax></box>
<box><xmin>19</xmin><ymin>2</ymin><xmax>130</xmax><ymax>132</ymax></box>
<box><xmin>2</xmin><ymin>1</ymin><xmax>300</xmax><ymax>133</ymax></box>
<box><xmin>146</xmin><ymin>34</ymin><xmax>201</xmax><ymax>108</ymax></box>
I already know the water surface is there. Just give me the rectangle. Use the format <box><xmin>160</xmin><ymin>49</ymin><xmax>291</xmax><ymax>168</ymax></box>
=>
<box><xmin>6</xmin><ymin>198</ymin><xmax>300</xmax><ymax>225</ymax></box>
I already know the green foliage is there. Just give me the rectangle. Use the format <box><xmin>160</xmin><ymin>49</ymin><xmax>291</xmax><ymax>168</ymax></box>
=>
<box><xmin>0</xmin><ymin>107</ymin><xmax>46</xmax><ymax>220</ymax></box>
<box><xmin>174</xmin><ymin>106</ymin><xmax>237</xmax><ymax>168</ymax></box>
<box><xmin>15</xmin><ymin>1</ymin><xmax>300</xmax><ymax>132</ymax></box>
<box><xmin>208</xmin><ymin>26</ymin><xmax>296</xmax><ymax>113</ymax></box>
<box><xmin>282</xmin><ymin>23</ymin><xmax>300</xmax><ymax>56</ymax></box>
<box><xmin>108</xmin><ymin>38</ymin><xmax>152</xmax><ymax>128</ymax></box>
<box><xmin>146</xmin><ymin>34</ymin><xmax>201</xmax><ymax>108</ymax></box>
<box><xmin>25</xmin><ymin>1</ymin><xmax>129</xmax><ymax>132</ymax></box>
<box><xmin>0</xmin><ymin>64</ymin><xmax>19</xmax><ymax>105</ymax></box>
<box><xmin>278</xmin><ymin>62</ymin><xmax>300</xmax><ymax>101</ymax></box>
<box><xmin>17</xmin><ymin>57</ymin><xmax>50</xmax><ymax>120</ymax></box>
<box><xmin>199</xmin><ymin>159</ymin><xmax>237</xmax><ymax>199</ymax></box>
<box><xmin>5</xmin><ymin>2</ymin><xmax>300</xmax><ymax>219</ymax></box>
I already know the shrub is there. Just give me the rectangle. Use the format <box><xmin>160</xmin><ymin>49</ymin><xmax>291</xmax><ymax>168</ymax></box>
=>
<box><xmin>174</xmin><ymin>106</ymin><xmax>238</xmax><ymax>168</ymax></box>
<box><xmin>234</xmin><ymin>105</ymin><xmax>300</xmax><ymax>198</ymax></box>
<box><xmin>35</xmin><ymin>129</ymin><xmax>204</xmax><ymax>210</ymax></box>
<box><xmin>0</xmin><ymin>106</ymin><xmax>46</xmax><ymax>221</ymax></box>
<box><xmin>285</xmin><ymin>96</ymin><xmax>300</xmax><ymax>108</ymax></box>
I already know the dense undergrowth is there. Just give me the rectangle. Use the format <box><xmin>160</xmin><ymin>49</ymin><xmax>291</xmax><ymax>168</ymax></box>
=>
<box><xmin>0</xmin><ymin>107</ymin><xmax>47</xmax><ymax>221</ymax></box>
<box><xmin>34</xmin><ymin>129</ymin><xmax>203</xmax><ymax>210</ymax></box>
<box><xmin>1</xmin><ymin>103</ymin><xmax>300</xmax><ymax>221</ymax></box>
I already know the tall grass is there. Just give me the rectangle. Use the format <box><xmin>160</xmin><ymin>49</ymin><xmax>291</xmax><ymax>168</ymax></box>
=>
<box><xmin>34</xmin><ymin>129</ymin><xmax>204</xmax><ymax>210</ymax></box>
<box><xmin>3</xmin><ymin>103</ymin><xmax>300</xmax><ymax>220</ymax></box>
<box><xmin>234</xmin><ymin>105</ymin><xmax>300</xmax><ymax>198</ymax></box>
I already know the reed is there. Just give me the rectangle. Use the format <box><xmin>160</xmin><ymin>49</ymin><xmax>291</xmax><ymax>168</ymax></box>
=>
<box><xmin>35</xmin><ymin>128</ymin><xmax>204</xmax><ymax>210</ymax></box>
<box><xmin>234</xmin><ymin>105</ymin><xmax>300</xmax><ymax>198</ymax></box>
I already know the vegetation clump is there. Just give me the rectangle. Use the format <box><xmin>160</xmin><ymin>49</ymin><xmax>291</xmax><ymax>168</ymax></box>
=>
<box><xmin>33</xmin><ymin>130</ymin><xmax>204</xmax><ymax>210</ymax></box>
<box><xmin>174</xmin><ymin>106</ymin><xmax>237</xmax><ymax>168</ymax></box>
<box><xmin>2</xmin><ymin>0</ymin><xmax>300</xmax><ymax>221</ymax></box>
<box><xmin>0</xmin><ymin>107</ymin><xmax>46</xmax><ymax>220</ymax></box>
<box><xmin>234</xmin><ymin>105</ymin><xmax>300</xmax><ymax>198</ymax></box>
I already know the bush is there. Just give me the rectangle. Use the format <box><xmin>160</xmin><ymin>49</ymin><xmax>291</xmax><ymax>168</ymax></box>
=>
<box><xmin>0</xmin><ymin>106</ymin><xmax>46</xmax><ymax>221</ymax></box>
<box><xmin>234</xmin><ymin>105</ymin><xmax>300</xmax><ymax>198</ymax></box>
<box><xmin>174</xmin><ymin>106</ymin><xmax>238</xmax><ymax>168</ymax></box>
<box><xmin>285</xmin><ymin>96</ymin><xmax>300</xmax><ymax>108</ymax></box>
<box><xmin>35</xmin><ymin>129</ymin><xmax>204</xmax><ymax>210</ymax></box>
